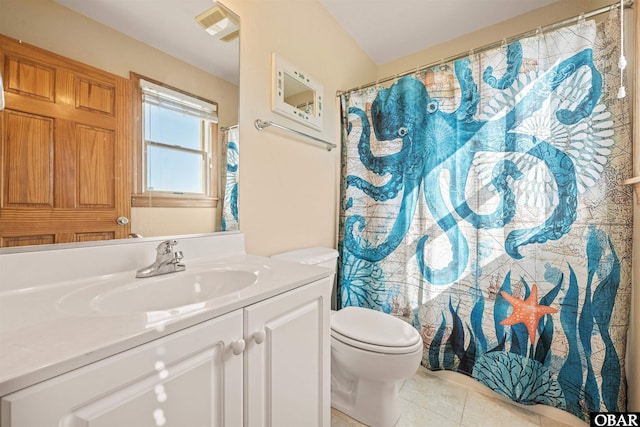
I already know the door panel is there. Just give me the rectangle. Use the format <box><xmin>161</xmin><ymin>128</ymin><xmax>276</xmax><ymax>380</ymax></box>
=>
<box><xmin>77</xmin><ymin>125</ymin><xmax>115</xmax><ymax>207</ymax></box>
<box><xmin>75</xmin><ymin>78</ymin><xmax>115</xmax><ymax>115</ymax></box>
<box><xmin>4</xmin><ymin>111</ymin><xmax>53</xmax><ymax>207</ymax></box>
<box><xmin>1</xmin><ymin>234</ymin><xmax>54</xmax><ymax>247</ymax></box>
<box><xmin>5</xmin><ymin>55</ymin><xmax>55</xmax><ymax>102</ymax></box>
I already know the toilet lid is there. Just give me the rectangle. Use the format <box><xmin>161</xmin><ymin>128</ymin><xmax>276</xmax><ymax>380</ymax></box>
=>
<box><xmin>331</xmin><ymin>306</ymin><xmax>421</xmax><ymax>348</ymax></box>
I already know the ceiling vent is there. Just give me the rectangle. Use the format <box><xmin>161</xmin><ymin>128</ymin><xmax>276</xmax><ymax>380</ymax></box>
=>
<box><xmin>195</xmin><ymin>3</ymin><xmax>239</xmax><ymax>42</ymax></box>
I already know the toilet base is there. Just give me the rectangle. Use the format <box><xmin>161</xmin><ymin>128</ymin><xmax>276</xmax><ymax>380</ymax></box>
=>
<box><xmin>331</xmin><ymin>378</ymin><xmax>401</xmax><ymax>427</ymax></box>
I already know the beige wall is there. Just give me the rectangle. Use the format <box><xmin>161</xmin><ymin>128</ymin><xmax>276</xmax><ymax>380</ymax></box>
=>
<box><xmin>130</xmin><ymin>208</ymin><xmax>217</xmax><ymax>237</ymax></box>
<box><xmin>223</xmin><ymin>0</ymin><xmax>377</xmax><ymax>256</ymax></box>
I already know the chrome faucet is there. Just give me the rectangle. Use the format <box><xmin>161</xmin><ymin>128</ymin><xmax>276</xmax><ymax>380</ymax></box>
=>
<box><xmin>136</xmin><ymin>239</ymin><xmax>185</xmax><ymax>278</ymax></box>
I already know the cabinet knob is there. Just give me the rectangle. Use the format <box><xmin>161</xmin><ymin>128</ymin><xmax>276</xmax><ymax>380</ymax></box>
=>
<box><xmin>230</xmin><ymin>339</ymin><xmax>245</xmax><ymax>355</ymax></box>
<box><xmin>253</xmin><ymin>330</ymin><xmax>266</xmax><ymax>345</ymax></box>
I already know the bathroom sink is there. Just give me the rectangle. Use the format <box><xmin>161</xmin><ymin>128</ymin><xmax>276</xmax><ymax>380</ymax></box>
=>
<box><xmin>94</xmin><ymin>269</ymin><xmax>257</xmax><ymax>313</ymax></box>
<box><xmin>57</xmin><ymin>263</ymin><xmax>268</xmax><ymax>316</ymax></box>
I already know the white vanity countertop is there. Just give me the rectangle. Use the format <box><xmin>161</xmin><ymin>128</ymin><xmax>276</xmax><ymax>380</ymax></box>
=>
<box><xmin>0</xmin><ymin>251</ymin><xmax>331</xmax><ymax>397</ymax></box>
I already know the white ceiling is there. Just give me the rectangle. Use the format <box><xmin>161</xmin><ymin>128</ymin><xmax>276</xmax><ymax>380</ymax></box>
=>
<box><xmin>55</xmin><ymin>0</ymin><xmax>240</xmax><ymax>84</ymax></box>
<box><xmin>55</xmin><ymin>0</ymin><xmax>562</xmax><ymax>84</ymax></box>
<box><xmin>319</xmin><ymin>0</ymin><xmax>561</xmax><ymax>64</ymax></box>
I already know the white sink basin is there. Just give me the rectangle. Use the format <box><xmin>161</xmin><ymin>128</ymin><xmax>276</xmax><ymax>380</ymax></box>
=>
<box><xmin>96</xmin><ymin>269</ymin><xmax>257</xmax><ymax>313</ymax></box>
<box><xmin>57</xmin><ymin>263</ymin><xmax>269</xmax><ymax>316</ymax></box>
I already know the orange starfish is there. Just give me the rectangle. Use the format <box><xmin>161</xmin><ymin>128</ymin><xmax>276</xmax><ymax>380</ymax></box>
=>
<box><xmin>500</xmin><ymin>284</ymin><xmax>558</xmax><ymax>344</ymax></box>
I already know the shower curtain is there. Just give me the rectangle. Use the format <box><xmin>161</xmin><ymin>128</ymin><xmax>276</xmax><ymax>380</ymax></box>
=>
<box><xmin>337</xmin><ymin>12</ymin><xmax>632</xmax><ymax>421</ymax></box>
<box><xmin>221</xmin><ymin>126</ymin><xmax>239</xmax><ymax>231</ymax></box>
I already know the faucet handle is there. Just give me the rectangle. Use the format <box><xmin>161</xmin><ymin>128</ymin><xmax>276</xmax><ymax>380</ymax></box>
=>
<box><xmin>156</xmin><ymin>239</ymin><xmax>178</xmax><ymax>255</ymax></box>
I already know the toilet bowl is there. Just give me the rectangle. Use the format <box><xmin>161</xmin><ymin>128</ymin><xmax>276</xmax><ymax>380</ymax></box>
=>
<box><xmin>330</xmin><ymin>306</ymin><xmax>423</xmax><ymax>427</ymax></box>
<box><xmin>271</xmin><ymin>247</ymin><xmax>423</xmax><ymax>427</ymax></box>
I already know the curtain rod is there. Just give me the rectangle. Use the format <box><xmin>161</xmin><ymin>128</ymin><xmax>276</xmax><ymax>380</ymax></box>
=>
<box><xmin>337</xmin><ymin>0</ymin><xmax>634</xmax><ymax>96</ymax></box>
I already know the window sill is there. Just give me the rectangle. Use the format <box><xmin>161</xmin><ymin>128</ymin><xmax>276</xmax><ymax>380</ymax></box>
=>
<box><xmin>131</xmin><ymin>194</ymin><xmax>219</xmax><ymax>208</ymax></box>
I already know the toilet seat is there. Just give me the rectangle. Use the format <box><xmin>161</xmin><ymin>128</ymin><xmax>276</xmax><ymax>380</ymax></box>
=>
<box><xmin>331</xmin><ymin>329</ymin><xmax>423</xmax><ymax>354</ymax></box>
<box><xmin>331</xmin><ymin>306</ymin><xmax>422</xmax><ymax>354</ymax></box>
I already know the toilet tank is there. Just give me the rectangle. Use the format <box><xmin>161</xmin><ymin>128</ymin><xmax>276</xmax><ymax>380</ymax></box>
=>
<box><xmin>271</xmin><ymin>247</ymin><xmax>339</xmax><ymax>309</ymax></box>
<box><xmin>271</xmin><ymin>247</ymin><xmax>339</xmax><ymax>274</ymax></box>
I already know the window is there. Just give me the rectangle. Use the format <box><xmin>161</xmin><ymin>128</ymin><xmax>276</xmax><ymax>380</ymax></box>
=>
<box><xmin>131</xmin><ymin>73</ymin><xmax>219</xmax><ymax>207</ymax></box>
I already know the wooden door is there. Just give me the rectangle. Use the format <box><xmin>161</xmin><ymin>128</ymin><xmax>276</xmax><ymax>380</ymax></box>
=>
<box><xmin>0</xmin><ymin>36</ymin><xmax>131</xmax><ymax>247</ymax></box>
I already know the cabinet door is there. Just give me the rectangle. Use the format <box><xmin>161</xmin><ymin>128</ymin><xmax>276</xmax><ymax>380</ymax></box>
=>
<box><xmin>244</xmin><ymin>278</ymin><xmax>331</xmax><ymax>427</ymax></box>
<box><xmin>1</xmin><ymin>310</ymin><xmax>244</xmax><ymax>427</ymax></box>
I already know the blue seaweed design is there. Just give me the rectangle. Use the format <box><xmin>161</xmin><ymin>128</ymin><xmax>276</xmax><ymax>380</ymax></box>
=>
<box><xmin>417</xmin><ymin>229</ymin><xmax>623</xmax><ymax>421</ymax></box>
<box><xmin>429</xmin><ymin>313</ymin><xmax>448</xmax><ymax>369</ymax></box>
<box><xmin>338</xmin><ymin>248</ymin><xmax>386</xmax><ymax>309</ymax></box>
<box><xmin>557</xmin><ymin>266</ymin><xmax>582</xmax><ymax>416</ymax></box>
<box><xmin>579</xmin><ymin>227</ymin><xmax>601</xmax><ymax>410</ymax></box>
<box><xmin>535</xmin><ymin>274</ymin><xmax>564</xmax><ymax>366</ymax></box>
<box><xmin>493</xmin><ymin>272</ymin><xmax>512</xmax><ymax>341</ymax></box>
<box><xmin>591</xmin><ymin>233</ymin><xmax>622</xmax><ymax>411</ymax></box>
<box><xmin>470</xmin><ymin>292</ymin><xmax>487</xmax><ymax>354</ymax></box>
<box><xmin>472</xmin><ymin>352</ymin><xmax>565</xmax><ymax>408</ymax></box>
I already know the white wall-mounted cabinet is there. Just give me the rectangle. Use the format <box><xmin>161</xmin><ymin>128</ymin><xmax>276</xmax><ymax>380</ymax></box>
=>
<box><xmin>0</xmin><ymin>277</ymin><xmax>330</xmax><ymax>427</ymax></box>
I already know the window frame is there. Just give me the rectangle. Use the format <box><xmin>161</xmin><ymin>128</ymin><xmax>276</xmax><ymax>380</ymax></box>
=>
<box><xmin>131</xmin><ymin>72</ymin><xmax>219</xmax><ymax>208</ymax></box>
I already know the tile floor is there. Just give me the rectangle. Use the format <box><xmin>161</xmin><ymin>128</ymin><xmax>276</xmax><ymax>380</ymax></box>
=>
<box><xmin>331</xmin><ymin>367</ymin><xmax>586</xmax><ymax>427</ymax></box>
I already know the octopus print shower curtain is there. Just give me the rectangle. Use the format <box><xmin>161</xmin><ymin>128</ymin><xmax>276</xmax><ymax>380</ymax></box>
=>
<box><xmin>337</xmin><ymin>13</ymin><xmax>632</xmax><ymax>421</ymax></box>
<box><xmin>221</xmin><ymin>126</ymin><xmax>239</xmax><ymax>231</ymax></box>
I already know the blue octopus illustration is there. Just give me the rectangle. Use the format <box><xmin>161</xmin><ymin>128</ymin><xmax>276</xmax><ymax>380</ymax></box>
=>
<box><xmin>344</xmin><ymin>42</ymin><xmax>614</xmax><ymax>285</ymax></box>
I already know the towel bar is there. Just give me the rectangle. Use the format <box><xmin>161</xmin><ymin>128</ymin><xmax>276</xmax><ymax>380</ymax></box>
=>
<box><xmin>254</xmin><ymin>119</ymin><xmax>336</xmax><ymax>151</ymax></box>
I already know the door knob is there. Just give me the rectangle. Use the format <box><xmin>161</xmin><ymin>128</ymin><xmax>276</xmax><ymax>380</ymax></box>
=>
<box><xmin>116</xmin><ymin>216</ymin><xmax>129</xmax><ymax>226</ymax></box>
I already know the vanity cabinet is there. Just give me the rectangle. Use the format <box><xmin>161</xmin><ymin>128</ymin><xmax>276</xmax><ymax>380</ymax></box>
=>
<box><xmin>0</xmin><ymin>310</ymin><xmax>244</xmax><ymax>427</ymax></box>
<box><xmin>0</xmin><ymin>277</ymin><xmax>330</xmax><ymax>427</ymax></box>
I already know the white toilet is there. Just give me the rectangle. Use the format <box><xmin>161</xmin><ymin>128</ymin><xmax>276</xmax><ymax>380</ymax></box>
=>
<box><xmin>272</xmin><ymin>247</ymin><xmax>423</xmax><ymax>427</ymax></box>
